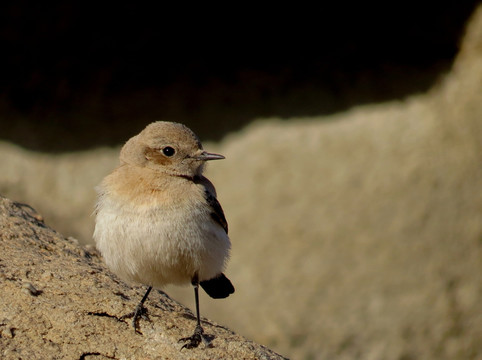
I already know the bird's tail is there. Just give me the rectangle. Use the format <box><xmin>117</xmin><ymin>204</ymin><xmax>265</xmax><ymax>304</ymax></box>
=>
<box><xmin>200</xmin><ymin>273</ymin><xmax>235</xmax><ymax>299</ymax></box>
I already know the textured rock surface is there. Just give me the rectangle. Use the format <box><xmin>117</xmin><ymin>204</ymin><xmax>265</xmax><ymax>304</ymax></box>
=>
<box><xmin>0</xmin><ymin>196</ymin><xmax>286</xmax><ymax>359</ymax></box>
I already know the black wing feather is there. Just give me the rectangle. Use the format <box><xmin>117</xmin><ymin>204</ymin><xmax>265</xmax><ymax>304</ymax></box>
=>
<box><xmin>205</xmin><ymin>190</ymin><xmax>228</xmax><ymax>234</ymax></box>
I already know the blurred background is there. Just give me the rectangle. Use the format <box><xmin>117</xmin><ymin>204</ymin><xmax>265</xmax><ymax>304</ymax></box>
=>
<box><xmin>0</xmin><ymin>3</ymin><xmax>477</xmax><ymax>151</ymax></box>
<box><xmin>1</xmin><ymin>3</ymin><xmax>482</xmax><ymax>359</ymax></box>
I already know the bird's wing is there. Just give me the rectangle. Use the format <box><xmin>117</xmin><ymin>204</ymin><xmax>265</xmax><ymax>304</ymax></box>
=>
<box><xmin>204</xmin><ymin>189</ymin><xmax>228</xmax><ymax>234</ymax></box>
<box><xmin>194</xmin><ymin>176</ymin><xmax>228</xmax><ymax>234</ymax></box>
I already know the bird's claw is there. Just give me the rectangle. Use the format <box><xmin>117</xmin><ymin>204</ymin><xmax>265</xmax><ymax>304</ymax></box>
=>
<box><xmin>179</xmin><ymin>325</ymin><xmax>212</xmax><ymax>349</ymax></box>
<box><xmin>121</xmin><ymin>304</ymin><xmax>149</xmax><ymax>332</ymax></box>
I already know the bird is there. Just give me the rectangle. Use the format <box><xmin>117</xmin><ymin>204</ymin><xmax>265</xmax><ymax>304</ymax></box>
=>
<box><xmin>93</xmin><ymin>121</ymin><xmax>234</xmax><ymax>349</ymax></box>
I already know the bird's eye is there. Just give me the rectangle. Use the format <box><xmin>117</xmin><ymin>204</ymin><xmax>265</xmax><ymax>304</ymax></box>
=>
<box><xmin>162</xmin><ymin>146</ymin><xmax>175</xmax><ymax>157</ymax></box>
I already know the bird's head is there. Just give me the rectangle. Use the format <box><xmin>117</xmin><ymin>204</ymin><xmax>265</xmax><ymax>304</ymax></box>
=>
<box><xmin>119</xmin><ymin>121</ymin><xmax>224</xmax><ymax>178</ymax></box>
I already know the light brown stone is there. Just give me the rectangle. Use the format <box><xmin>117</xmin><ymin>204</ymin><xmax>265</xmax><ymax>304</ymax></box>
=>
<box><xmin>0</xmin><ymin>196</ymin><xmax>286</xmax><ymax>360</ymax></box>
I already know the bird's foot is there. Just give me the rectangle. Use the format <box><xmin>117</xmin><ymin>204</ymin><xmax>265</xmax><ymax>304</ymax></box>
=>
<box><xmin>121</xmin><ymin>303</ymin><xmax>149</xmax><ymax>333</ymax></box>
<box><xmin>179</xmin><ymin>324</ymin><xmax>212</xmax><ymax>349</ymax></box>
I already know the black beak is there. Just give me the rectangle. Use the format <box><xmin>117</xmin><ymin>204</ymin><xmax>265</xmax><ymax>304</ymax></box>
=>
<box><xmin>196</xmin><ymin>151</ymin><xmax>225</xmax><ymax>161</ymax></box>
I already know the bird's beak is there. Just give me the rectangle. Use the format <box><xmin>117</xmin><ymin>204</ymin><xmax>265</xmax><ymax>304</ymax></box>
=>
<box><xmin>196</xmin><ymin>151</ymin><xmax>225</xmax><ymax>161</ymax></box>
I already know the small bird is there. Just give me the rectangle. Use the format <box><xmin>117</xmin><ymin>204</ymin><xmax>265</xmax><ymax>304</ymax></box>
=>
<box><xmin>93</xmin><ymin>121</ymin><xmax>234</xmax><ymax>349</ymax></box>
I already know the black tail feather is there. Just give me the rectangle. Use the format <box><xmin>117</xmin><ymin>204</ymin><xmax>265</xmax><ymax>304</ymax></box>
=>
<box><xmin>200</xmin><ymin>273</ymin><xmax>235</xmax><ymax>299</ymax></box>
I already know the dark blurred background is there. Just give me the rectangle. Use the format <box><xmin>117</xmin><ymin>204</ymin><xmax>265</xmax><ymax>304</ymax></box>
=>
<box><xmin>0</xmin><ymin>2</ymin><xmax>478</xmax><ymax>152</ymax></box>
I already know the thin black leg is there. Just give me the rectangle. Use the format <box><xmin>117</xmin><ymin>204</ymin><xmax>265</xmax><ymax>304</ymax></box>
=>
<box><xmin>121</xmin><ymin>286</ymin><xmax>152</xmax><ymax>332</ymax></box>
<box><xmin>194</xmin><ymin>281</ymin><xmax>201</xmax><ymax>328</ymax></box>
<box><xmin>139</xmin><ymin>286</ymin><xmax>153</xmax><ymax>307</ymax></box>
<box><xmin>179</xmin><ymin>275</ymin><xmax>210</xmax><ymax>349</ymax></box>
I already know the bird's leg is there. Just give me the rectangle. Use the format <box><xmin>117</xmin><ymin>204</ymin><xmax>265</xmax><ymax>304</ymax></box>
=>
<box><xmin>179</xmin><ymin>275</ymin><xmax>211</xmax><ymax>349</ymax></box>
<box><xmin>121</xmin><ymin>286</ymin><xmax>152</xmax><ymax>332</ymax></box>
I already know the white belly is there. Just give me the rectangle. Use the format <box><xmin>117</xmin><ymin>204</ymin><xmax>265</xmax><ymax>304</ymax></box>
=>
<box><xmin>94</xmin><ymin>196</ymin><xmax>230</xmax><ymax>288</ymax></box>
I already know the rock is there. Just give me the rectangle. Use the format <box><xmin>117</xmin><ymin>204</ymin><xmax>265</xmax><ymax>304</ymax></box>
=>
<box><xmin>0</xmin><ymin>196</ymin><xmax>286</xmax><ymax>359</ymax></box>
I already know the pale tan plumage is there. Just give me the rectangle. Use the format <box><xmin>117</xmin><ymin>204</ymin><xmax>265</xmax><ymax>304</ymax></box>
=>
<box><xmin>93</xmin><ymin>121</ymin><xmax>234</xmax><ymax>349</ymax></box>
